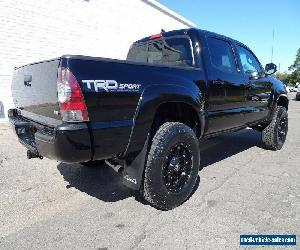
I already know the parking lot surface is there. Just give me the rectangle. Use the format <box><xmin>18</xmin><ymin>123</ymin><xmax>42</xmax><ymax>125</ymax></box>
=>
<box><xmin>0</xmin><ymin>94</ymin><xmax>299</xmax><ymax>250</ymax></box>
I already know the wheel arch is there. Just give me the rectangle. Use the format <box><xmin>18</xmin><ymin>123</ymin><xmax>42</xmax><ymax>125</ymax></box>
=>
<box><xmin>150</xmin><ymin>101</ymin><xmax>202</xmax><ymax>139</ymax></box>
<box><xmin>123</xmin><ymin>83</ymin><xmax>204</xmax><ymax>158</ymax></box>
<box><xmin>277</xmin><ymin>94</ymin><xmax>289</xmax><ymax>110</ymax></box>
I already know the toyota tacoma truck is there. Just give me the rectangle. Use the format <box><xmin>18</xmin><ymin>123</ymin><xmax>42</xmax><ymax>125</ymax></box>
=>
<box><xmin>8</xmin><ymin>28</ymin><xmax>289</xmax><ymax>210</ymax></box>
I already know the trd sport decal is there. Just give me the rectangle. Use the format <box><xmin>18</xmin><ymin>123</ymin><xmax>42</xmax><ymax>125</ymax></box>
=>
<box><xmin>82</xmin><ymin>80</ymin><xmax>141</xmax><ymax>92</ymax></box>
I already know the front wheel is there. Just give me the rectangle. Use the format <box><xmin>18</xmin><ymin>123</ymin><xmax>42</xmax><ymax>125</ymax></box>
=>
<box><xmin>262</xmin><ymin>106</ymin><xmax>288</xmax><ymax>150</ymax></box>
<box><xmin>142</xmin><ymin>122</ymin><xmax>200</xmax><ymax>210</ymax></box>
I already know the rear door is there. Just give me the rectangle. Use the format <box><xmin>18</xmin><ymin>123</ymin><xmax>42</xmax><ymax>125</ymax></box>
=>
<box><xmin>234</xmin><ymin>44</ymin><xmax>272</xmax><ymax>123</ymax></box>
<box><xmin>205</xmin><ymin>36</ymin><xmax>246</xmax><ymax>133</ymax></box>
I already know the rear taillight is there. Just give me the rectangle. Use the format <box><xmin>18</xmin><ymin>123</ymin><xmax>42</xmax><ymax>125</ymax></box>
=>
<box><xmin>57</xmin><ymin>67</ymin><xmax>89</xmax><ymax>122</ymax></box>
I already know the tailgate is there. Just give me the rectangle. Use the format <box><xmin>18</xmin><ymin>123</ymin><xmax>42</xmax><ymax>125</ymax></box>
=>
<box><xmin>12</xmin><ymin>58</ymin><xmax>62</xmax><ymax>126</ymax></box>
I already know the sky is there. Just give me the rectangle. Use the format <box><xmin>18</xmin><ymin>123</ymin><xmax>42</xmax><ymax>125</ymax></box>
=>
<box><xmin>158</xmin><ymin>0</ymin><xmax>300</xmax><ymax>72</ymax></box>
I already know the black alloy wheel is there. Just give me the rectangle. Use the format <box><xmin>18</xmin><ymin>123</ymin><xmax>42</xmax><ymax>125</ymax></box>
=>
<box><xmin>163</xmin><ymin>143</ymin><xmax>193</xmax><ymax>193</ymax></box>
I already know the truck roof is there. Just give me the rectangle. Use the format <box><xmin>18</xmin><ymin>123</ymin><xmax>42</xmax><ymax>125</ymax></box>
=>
<box><xmin>134</xmin><ymin>28</ymin><xmax>190</xmax><ymax>44</ymax></box>
<box><xmin>133</xmin><ymin>28</ymin><xmax>249</xmax><ymax>51</ymax></box>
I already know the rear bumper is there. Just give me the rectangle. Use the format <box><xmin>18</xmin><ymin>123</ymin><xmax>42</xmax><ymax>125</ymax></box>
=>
<box><xmin>8</xmin><ymin>109</ymin><xmax>92</xmax><ymax>163</ymax></box>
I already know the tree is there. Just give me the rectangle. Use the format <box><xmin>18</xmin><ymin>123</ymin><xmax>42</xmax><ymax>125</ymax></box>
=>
<box><xmin>285</xmin><ymin>48</ymin><xmax>300</xmax><ymax>86</ymax></box>
<box><xmin>275</xmin><ymin>71</ymin><xmax>288</xmax><ymax>82</ymax></box>
<box><xmin>288</xmin><ymin>48</ymin><xmax>300</xmax><ymax>71</ymax></box>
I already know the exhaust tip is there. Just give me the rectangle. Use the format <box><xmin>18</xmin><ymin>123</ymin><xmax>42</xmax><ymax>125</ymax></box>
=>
<box><xmin>105</xmin><ymin>160</ymin><xmax>124</xmax><ymax>173</ymax></box>
<box><xmin>27</xmin><ymin>150</ymin><xmax>43</xmax><ymax>160</ymax></box>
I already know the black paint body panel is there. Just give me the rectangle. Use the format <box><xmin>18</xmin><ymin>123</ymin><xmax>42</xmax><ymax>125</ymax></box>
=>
<box><xmin>8</xmin><ymin>109</ymin><xmax>91</xmax><ymax>163</ymax></box>
<box><xmin>8</xmin><ymin>28</ymin><xmax>288</xmax><ymax>164</ymax></box>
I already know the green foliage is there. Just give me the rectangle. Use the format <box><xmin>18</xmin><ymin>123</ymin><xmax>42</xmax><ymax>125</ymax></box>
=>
<box><xmin>275</xmin><ymin>72</ymin><xmax>288</xmax><ymax>82</ymax></box>
<box><xmin>277</xmin><ymin>48</ymin><xmax>300</xmax><ymax>86</ymax></box>
<box><xmin>288</xmin><ymin>48</ymin><xmax>300</xmax><ymax>71</ymax></box>
<box><xmin>287</xmin><ymin>71</ymin><xmax>300</xmax><ymax>85</ymax></box>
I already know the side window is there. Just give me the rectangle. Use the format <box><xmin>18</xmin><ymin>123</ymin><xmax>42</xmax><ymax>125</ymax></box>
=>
<box><xmin>147</xmin><ymin>37</ymin><xmax>194</xmax><ymax>66</ymax></box>
<box><xmin>163</xmin><ymin>37</ymin><xmax>193</xmax><ymax>67</ymax></box>
<box><xmin>236</xmin><ymin>45</ymin><xmax>262</xmax><ymax>75</ymax></box>
<box><xmin>207</xmin><ymin>37</ymin><xmax>237</xmax><ymax>73</ymax></box>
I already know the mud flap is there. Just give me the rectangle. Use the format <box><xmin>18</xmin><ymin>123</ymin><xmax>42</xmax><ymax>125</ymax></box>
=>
<box><xmin>122</xmin><ymin>135</ymin><xmax>149</xmax><ymax>190</ymax></box>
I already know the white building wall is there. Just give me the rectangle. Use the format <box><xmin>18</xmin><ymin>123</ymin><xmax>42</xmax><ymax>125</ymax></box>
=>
<box><xmin>0</xmin><ymin>0</ymin><xmax>195</xmax><ymax>121</ymax></box>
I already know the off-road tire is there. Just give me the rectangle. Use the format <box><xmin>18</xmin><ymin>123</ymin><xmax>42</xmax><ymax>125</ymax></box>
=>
<box><xmin>143</xmin><ymin>122</ymin><xmax>200</xmax><ymax>210</ymax></box>
<box><xmin>262</xmin><ymin>106</ymin><xmax>288</xmax><ymax>150</ymax></box>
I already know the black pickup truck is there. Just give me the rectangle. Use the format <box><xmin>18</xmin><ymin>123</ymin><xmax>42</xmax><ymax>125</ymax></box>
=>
<box><xmin>9</xmin><ymin>28</ymin><xmax>288</xmax><ymax>210</ymax></box>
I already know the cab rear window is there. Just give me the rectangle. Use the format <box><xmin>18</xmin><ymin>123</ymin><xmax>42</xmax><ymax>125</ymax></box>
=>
<box><xmin>127</xmin><ymin>37</ymin><xmax>194</xmax><ymax>67</ymax></box>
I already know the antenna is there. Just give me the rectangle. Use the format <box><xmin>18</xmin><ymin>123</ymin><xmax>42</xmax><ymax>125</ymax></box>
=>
<box><xmin>271</xmin><ymin>29</ymin><xmax>275</xmax><ymax>63</ymax></box>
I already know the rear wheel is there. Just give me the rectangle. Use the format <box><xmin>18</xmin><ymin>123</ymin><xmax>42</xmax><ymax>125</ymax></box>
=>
<box><xmin>262</xmin><ymin>106</ymin><xmax>288</xmax><ymax>150</ymax></box>
<box><xmin>142</xmin><ymin>122</ymin><xmax>200</xmax><ymax>210</ymax></box>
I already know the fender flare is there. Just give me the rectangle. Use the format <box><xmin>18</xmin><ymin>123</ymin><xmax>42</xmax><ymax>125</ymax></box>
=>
<box><xmin>266</xmin><ymin>92</ymin><xmax>289</xmax><ymax>123</ymax></box>
<box><xmin>123</xmin><ymin>83</ymin><xmax>204</xmax><ymax>157</ymax></box>
<box><xmin>276</xmin><ymin>93</ymin><xmax>289</xmax><ymax>109</ymax></box>
<box><xmin>121</xmin><ymin>83</ymin><xmax>204</xmax><ymax>190</ymax></box>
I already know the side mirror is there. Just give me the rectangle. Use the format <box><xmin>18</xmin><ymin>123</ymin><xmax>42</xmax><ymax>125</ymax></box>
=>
<box><xmin>265</xmin><ymin>63</ymin><xmax>277</xmax><ymax>75</ymax></box>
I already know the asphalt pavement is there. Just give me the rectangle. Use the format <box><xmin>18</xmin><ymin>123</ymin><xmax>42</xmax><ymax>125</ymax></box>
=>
<box><xmin>0</xmin><ymin>93</ymin><xmax>299</xmax><ymax>250</ymax></box>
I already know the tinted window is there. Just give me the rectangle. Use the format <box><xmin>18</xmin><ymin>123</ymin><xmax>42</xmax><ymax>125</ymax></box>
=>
<box><xmin>163</xmin><ymin>38</ymin><xmax>193</xmax><ymax>66</ymax></box>
<box><xmin>127</xmin><ymin>37</ymin><xmax>194</xmax><ymax>67</ymax></box>
<box><xmin>127</xmin><ymin>43</ymin><xmax>148</xmax><ymax>63</ymax></box>
<box><xmin>207</xmin><ymin>38</ymin><xmax>237</xmax><ymax>73</ymax></box>
<box><xmin>148</xmin><ymin>40</ymin><xmax>163</xmax><ymax>64</ymax></box>
<box><xmin>236</xmin><ymin>45</ymin><xmax>262</xmax><ymax>75</ymax></box>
